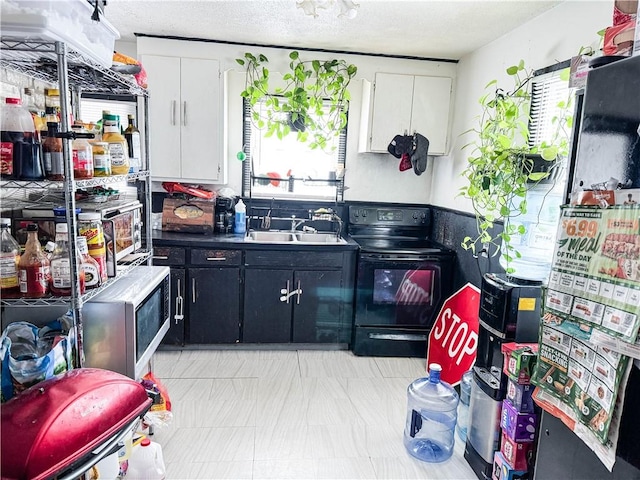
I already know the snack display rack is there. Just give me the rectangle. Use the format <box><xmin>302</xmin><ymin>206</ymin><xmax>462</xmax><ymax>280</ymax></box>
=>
<box><xmin>0</xmin><ymin>34</ymin><xmax>152</xmax><ymax>367</ymax></box>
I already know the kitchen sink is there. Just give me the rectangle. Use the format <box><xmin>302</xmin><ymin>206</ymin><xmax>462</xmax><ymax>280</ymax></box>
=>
<box><xmin>247</xmin><ymin>231</ymin><xmax>295</xmax><ymax>242</ymax></box>
<box><xmin>245</xmin><ymin>231</ymin><xmax>346</xmax><ymax>244</ymax></box>
<box><xmin>295</xmin><ymin>232</ymin><xmax>346</xmax><ymax>244</ymax></box>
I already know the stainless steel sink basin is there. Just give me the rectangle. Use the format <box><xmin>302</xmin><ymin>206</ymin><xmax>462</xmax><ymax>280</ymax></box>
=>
<box><xmin>245</xmin><ymin>231</ymin><xmax>346</xmax><ymax>244</ymax></box>
<box><xmin>295</xmin><ymin>232</ymin><xmax>346</xmax><ymax>244</ymax></box>
<box><xmin>247</xmin><ymin>231</ymin><xmax>295</xmax><ymax>242</ymax></box>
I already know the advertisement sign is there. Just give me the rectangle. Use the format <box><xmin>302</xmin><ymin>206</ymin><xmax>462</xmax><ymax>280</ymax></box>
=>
<box><xmin>427</xmin><ymin>283</ymin><xmax>480</xmax><ymax>385</ymax></box>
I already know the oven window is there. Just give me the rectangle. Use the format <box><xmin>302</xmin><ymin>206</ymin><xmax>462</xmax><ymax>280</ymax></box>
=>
<box><xmin>136</xmin><ymin>287</ymin><xmax>162</xmax><ymax>361</ymax></box>
<box><xmin>373</xmin><ymin>269</ymin><xmax>435</xmax><ymax>306</ymax></box>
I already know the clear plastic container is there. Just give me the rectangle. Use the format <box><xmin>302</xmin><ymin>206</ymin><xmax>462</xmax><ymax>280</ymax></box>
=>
<box><xmin>404</xmin><ymin>363</ymin><xmax>459</xmax><ymax>463</ymax></box>
<box><xmin>126</xmin><ymin>438</ymin><xmax>166</xmax><ymax>480</ymax></box>
<box><xmin>71</xmin><ymin>124</ymin><xmax>94</xmax><ymax>179</ymax></box>
<box><xmin>234</xmin><ymin>199</ymin><xmax>246</xmax><ymax>235</ymax></box>
<box><xmin>1</xmin><ymin>97</ymin><xmax>43</xmax><ymax>180</ymax></box>
<box><xmin>456</xmin><ymin>370</ymin><xmax>473</xmax><ymax>442</ymax></box>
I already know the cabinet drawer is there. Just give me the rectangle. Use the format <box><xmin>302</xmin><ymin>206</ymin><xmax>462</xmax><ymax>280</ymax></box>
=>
<box><xmin>191</xmin><ymin>249</ymin><xmax>242</xmax><ymax>266</ymax></box>
<box><xmin>245</xmin><ymin>250</ymin><xmax>343</xmax><ymax>268</ymax></box>
<box><xmin>152</xmin><ymin>246</ymin><xmax>185</xmax><ymax>265</ymax></box>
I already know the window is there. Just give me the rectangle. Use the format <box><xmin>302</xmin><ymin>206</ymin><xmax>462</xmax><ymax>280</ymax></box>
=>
<box><xmin>242</xmin><ymin>98</ymin><xmax>346</xmax><ymax>201</ymax></box>
<box><xmin>79</xmin><ymin>96</ymin><xmax>137</xmax><ymax>126</ymax></box>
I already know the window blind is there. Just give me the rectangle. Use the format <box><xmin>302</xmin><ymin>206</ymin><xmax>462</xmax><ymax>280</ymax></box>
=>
<box><xmin>529</xmin><ymin>69</ymin><xmax>572</xmax><ymax>148</ymax></box>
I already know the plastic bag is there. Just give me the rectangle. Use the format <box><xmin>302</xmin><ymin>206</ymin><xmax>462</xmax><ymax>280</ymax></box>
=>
<box><xmin>0</xmin><ymin>320</ymin><xmax>74</xmax><ymax>402</ymax></box>
<box><xmin>141</xmin><ymin>372</ymin><xmax>173</xmax><ymax>428</ymax></box>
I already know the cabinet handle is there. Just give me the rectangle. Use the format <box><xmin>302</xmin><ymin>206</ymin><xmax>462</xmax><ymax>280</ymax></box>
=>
<box><xmin>153</xmin><ymin>255</ymin><xmax>169</xmax><ymax>260</ymax></box>
<box><xmin>206</xmin><ymin>257</ymin><xmax>226</xmax><ymax>261</ymax></box>
<box><xmin>183</xmin><ymin>101</ymin><xmax>187</xmax><ymax>126</ymax></box>
<box><xmin>279</xmin><ymin>280</ymin><xmax>291</xmax><ymax>303</ymax></box>
<box><xmin>296</xmin><ymin>280</ymin><xmax>302</xmax><ymax>305</ymax></box>
<box><xmin>192</xmin><ymin>277</ymin><xmax>196</xmax><ymax>303</ymax></box>
<box><xmin>174</xmin><ymin>278</ymin><xmax>184</xmax><ymax>324</ymax></box>
<box><xmin>171</xmin><ymin>100</ymin><xmax>176</xmax><ymax>125</ymax></box>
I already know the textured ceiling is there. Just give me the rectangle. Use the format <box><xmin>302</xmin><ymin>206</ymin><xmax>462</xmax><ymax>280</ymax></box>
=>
<box><xmin>106</xmin><ymin>0</ymin><xmax>562</xmax><ymax>60</ymax></box>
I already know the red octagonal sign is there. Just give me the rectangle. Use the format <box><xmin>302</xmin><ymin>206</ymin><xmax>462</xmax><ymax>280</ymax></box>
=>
<box><xmin>427</xmin><ymin>283</ymin><xmax>481</xmax><ymax>386</ymax></box>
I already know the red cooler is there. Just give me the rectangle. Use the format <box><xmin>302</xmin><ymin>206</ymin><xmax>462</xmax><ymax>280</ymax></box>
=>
<box><xmin>1</xmin><ymin>368</ymin><xmax>152</xmax><ymax>480</ymax></box>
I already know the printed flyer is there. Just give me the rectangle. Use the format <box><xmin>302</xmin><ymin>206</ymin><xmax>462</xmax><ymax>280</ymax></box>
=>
<box><xmin>532</xmin><ymin>205</ymin><xmax>640</xmax><ymax>447</ymax></box>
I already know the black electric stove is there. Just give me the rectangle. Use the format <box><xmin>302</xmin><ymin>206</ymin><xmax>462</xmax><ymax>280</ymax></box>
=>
<box><xmin>348</xmin><ymin>205</ymin><xmax>455</xmax><ymax>357</ymax></box>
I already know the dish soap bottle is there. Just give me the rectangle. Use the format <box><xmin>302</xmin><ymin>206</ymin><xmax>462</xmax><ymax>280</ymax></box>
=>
<box><xmin>234</xmin><ymin>199</ymin><xmax>246</xmax><ymax>235</ymax></box>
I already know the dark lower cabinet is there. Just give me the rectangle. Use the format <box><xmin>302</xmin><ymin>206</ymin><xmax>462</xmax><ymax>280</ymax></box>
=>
<box><xmin>188</xmin><ymin>267</ymin><xmax>241</xmax><ymax>344</ymax></box>
<box><xmin>243</xmin><ymin>269</ymin><xmax>293</xmax><ymax>343</ymax></box>
<box><xmin>243</xmin><ymin>252</ymin><xmax>348</xmax><ymax>344</ymax></box>
<box><xmin>163</xmin><ymin>268</ymin><xmax>186</xmax><ymax>345</ymax></box>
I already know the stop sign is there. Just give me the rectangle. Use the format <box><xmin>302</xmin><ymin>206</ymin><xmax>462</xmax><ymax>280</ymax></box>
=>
<box><xmin>427</xmin><ymin>283</ymin><xmax>481</xmax><ymax>386</ymax></box>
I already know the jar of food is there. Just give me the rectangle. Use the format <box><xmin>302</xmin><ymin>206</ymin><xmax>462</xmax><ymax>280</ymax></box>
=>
<box><xmin>71</xmin><ymin>124</ymin><xmax>94</xmax><ymax>179</ymax></box>
<box><xmin>92</xmin><ymin>142</ymin><xmax>111</xmax><ymax>176</ymax></box>
<box><xmin>77</xmin><ymin>212</ymin><xmax>107</xmax><ymax>283</ymax></box>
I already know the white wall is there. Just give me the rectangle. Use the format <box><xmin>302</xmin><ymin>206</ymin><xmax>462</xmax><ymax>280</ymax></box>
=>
<box><xmin>132</xmin><ymin>36</ymin><xmax>457</xmax><ymax>203</ymax></box>
<box><xmin>430</xmin><ymin>0</ymin><xmax>612</xmax><ymax>212</ymax></box>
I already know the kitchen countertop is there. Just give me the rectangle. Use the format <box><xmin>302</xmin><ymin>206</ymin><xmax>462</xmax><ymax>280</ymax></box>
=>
<box><xmin>152</xmin><ymin>229</ymin><xmax>359</xmax><ymax>251</ymax></box>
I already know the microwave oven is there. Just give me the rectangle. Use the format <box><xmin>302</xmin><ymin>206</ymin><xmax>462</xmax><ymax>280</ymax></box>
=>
<box><xmin>0</xmin><ymin>266</ymin><xmax>170</xmax><ymax>380</ymax></box>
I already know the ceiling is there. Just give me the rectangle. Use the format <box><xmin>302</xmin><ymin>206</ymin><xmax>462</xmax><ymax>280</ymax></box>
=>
<box><xmin>105</xmin><ymin>0</ymin><xmax>563</xmax><ymax>60</ymax></box>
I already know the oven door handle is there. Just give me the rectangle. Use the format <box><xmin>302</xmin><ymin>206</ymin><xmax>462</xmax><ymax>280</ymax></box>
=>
<box><xmin>361</xmin><ymin>254</ymin><xmax>440</xmax><ymax>262</ymax></box>
<box><xmin>368</xmin><ymin>333</ymin><xmax>428</xmax><ymax>342</ymax></box>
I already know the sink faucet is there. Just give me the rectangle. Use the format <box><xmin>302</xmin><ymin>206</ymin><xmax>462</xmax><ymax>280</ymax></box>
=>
<box><xmin>290</xmin><ymin>215</ymin><xmax>307</xmax><ymax>231</ymax></box>
<box><xmin>332</xmin><ymin>213</ymin><xmax>343</xmax><ymax>239</ymax></box>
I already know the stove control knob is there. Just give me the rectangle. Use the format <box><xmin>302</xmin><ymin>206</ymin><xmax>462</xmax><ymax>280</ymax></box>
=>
<box><xmin>412</xmin><ymin>212</ymin><xmax>418</xmax><ymax>220</ymax></box>
<box><xmin>361</xmin><ymin>210</ymin><xmax>367</xmax><ymax>217</ymax></box>
<box><xmin>354</xmin><ymin>210</ymin><xmax>359</xmax><ymax>217</ymax></box>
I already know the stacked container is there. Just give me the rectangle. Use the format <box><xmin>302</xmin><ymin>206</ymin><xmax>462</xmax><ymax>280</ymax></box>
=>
<box><xmin>493</xmin><ymin>343</ymin><xmax>539</xmax><ymax>480</ymax></box>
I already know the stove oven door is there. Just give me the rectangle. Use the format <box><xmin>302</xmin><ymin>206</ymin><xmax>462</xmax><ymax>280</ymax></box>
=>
<box><xmin>353</xmin><ymin>252</ymin><xmax>453</xmax><ymax>356</ymax></box>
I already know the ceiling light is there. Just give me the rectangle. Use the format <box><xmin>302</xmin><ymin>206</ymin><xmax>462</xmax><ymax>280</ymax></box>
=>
<box><xmin>296</xmin><ymin>0</ymin><xmax>359</xmax><ymax>19</ymax></box>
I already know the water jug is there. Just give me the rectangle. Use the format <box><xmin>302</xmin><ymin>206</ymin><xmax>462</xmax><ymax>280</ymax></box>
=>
<box><xmin>126</xmin><ymin>438</ymin><xmax>166</xmax><ymax>480</ymax></box>
<box><xmin>404</xmin><ymin>363</ymin><xmax>459</xmax><ymax>463</ymax></box>
<box><xmin>234</xmin><ymin>199</ymin><xmax>246</xmax><ymax>235</ymax></box>
<box><xmin>456</xmin><ymin>370</ymin><xmax>473</xmax><ymax>442</ymax></box>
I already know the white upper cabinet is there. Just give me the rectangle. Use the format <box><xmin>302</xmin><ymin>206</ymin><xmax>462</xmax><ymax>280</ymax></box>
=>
<box><xmin>142</xmin><ymin>53</ymin><xmax>224</xmax><ymax>183</ymax></box>
<box><xmin>359</xmin><ymin>72</ymin><xmax>452</xmax><ymax>156</ymax></box>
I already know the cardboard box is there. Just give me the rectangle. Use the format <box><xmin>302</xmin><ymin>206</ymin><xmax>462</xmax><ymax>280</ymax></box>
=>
<box><xmin>500</xmin><ymin>431</ymin><xmax>534</xmax><ymax>471</ymax></box>
<box><xmin>162</xmin><ymin>198</ymin><xmax>214</xmax><ymax>234</ymax></box>
<box><xmin>501</xmin><ymin>400</ymin><xmax>538</xmax><ymax>442</ymax></box>
<box><xmin>492</xmin><ymin>451</ymin><xmax>528</xmax><ymax>480</ymax></box>
<box><xmin>501</xmin><ymin>343</ymin><xmax>538</xmax><ymax>385</ymax></box>
<box><xmin>506</xmin><ymin>377</ymin><xmax>535</xmax><ymax>413</ymax></box>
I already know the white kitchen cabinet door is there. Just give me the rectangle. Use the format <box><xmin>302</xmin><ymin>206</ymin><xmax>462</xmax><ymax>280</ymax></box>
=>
<box><xmin>361</xmin><ymin>72</ymin><xmax>452</xmax><ymax>155</ymax></box>
<box><xmin>142</xmin><ymin>55</ymin><xmax>222</xmax><ymax>182</ymax></box>
<box><xmin>142</xmin><ymin>54</ymin><xmax>181</xmax><ymax>178</ymax></box>
<box><xmin>369</xmin><ymin>73</ymin><xmax>414</xmax><ymax>152</ymax></box>
<box><xmin>180</xmin><ymin>58</ymin><xmax>220</xmax><ymax>182</ymax></box>
<box><xmin>410</xmin><ymin>75</ymin><xmax>452</xmax><ymax>155</ymax></box>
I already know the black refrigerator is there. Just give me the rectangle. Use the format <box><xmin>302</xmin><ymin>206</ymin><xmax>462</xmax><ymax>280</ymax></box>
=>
<box><xmin>534</xmin><ymin>54</ymin><xmax>640</xmax><ymax>479</ymax></box>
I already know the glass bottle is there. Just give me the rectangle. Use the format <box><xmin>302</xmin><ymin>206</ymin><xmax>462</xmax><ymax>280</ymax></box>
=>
<box><xmin>1</xmin><ymin>97</ymin><xmax>44</xmax><ymax>181</ymax></box>
<box><xmin>102</xmin><ymin>112</ymin><xmax>129</xmax><ymax>175</ymax></box>
<box><xmin>71</xmin><ymin>124</ymin><xmax>94</xmax><ymax>179</ymax></box>
<box><xmin>44</xmin><ymin>88</ymin><xmax>61</xmax><ymax>120</ymax></box>
<box><xmin>43</xmin><ymin>121</ymin><xmax>64</xmax><ymax>181</ymax></box>
<box><xmin>0</xmin><ymin>218</ymin><xmax>21</xmax><ymax>299</ymax></box>
<box><xmin>18</xmin><ymin>224</ymin><xmax>50</xmax><ymax>298</ymax></box>
<box><xmin>92</xmin><ymin>141</ymin><xmax>111</xmax><ymax>176</ymax></box>
<box><xmin>50</xmin><ymin>222</ymin><xmax>73</xmax><ymax>296</ymax></box>
<box><xmin>124</xmin><ymin>114</ymin><xmax>141</xmax><ymax>172</ymax></box>
<box><xmin>78</xmin><ymin>212</ymin><xmax>108</xmax><ymax>283</ymax></box>
<box><xmin>76</xmin><ymin>236</ymin><xmax>101</xmax><ymax>290</ymax></box>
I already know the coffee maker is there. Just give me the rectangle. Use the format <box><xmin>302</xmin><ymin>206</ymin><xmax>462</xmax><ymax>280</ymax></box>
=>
<box><xmin>214</xmin><ymin>196</ymin><xmax>235</xmax><ymax>234</ymax></box>
<box><xmin>464</xmin><ymin>273</ymin><xmax>542</xmax><ymax>480</ymax></box>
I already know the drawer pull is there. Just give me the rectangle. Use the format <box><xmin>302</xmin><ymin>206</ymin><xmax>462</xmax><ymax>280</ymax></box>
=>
<box><xmin>153</xmin><ymin>255</ymin><xmax>169</xmax><ymax>260</ymax></box>
<box><xmin>206</xmin><ymin>257</ymin><xmax>227</xmax><ymax>261</ymax></box>
<box><xmin>192</xmin><ymin>278</ymin><xmax>196</xmax><ymax>303</ymax></box>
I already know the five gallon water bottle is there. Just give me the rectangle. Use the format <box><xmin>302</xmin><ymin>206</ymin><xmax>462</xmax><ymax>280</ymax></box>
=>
<box><xmin>126</xmin><ymin>438</ymin><xmax>166</xmax><ymax>480</ymax></box>
<box><xmin>456</xmin><ymin>370</ymin><xmax>473</xmax><ymax>442</ymax></box>
<box><xmin>404</xmin><ymin>363</ymin><xmax>459</xmax><ymax>463</ymax></box>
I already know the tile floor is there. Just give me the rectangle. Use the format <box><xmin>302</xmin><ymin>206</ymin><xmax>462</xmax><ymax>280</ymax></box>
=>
<box><xmin>149</xmin><ymin>349</ymin><xmax>477</xmax><ymax>480</ymax></box>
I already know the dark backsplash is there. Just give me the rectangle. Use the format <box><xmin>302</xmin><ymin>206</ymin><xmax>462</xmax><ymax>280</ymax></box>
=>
<box><xmin>430</xmin><ymin>205</ymin><xmax>504</xmax><ymax>290</ymax></box>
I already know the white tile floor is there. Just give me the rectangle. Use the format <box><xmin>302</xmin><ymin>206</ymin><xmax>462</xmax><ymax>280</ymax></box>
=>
<box><xmin>150</xmin><ymin>349</ymin><xmax>477</xmax><ymax>480</ymax></box>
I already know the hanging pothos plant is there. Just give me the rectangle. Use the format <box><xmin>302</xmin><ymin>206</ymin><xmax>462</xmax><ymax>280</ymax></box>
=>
<box><xmin>236</xmin><ymin>51</ymin><xmax>357</xmax><ymax>151</ymax></box>
<box><xmin>459</xmin><ymin>60</ymin><xmax>573</xmax><ymax>272</ymax></box>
